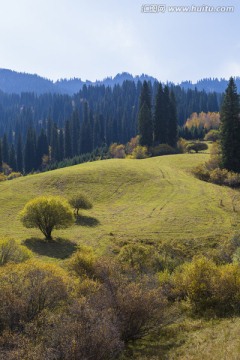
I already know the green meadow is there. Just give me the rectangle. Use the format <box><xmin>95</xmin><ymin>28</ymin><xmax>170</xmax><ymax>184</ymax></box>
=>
<box><xmin>0</xmin><ymin>152</ymin><xmax>239</xmax><ymax>260</ymax></box>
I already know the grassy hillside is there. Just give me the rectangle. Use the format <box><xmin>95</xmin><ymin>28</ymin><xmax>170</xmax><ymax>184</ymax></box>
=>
<box><xmin>1</xmin><ymin>152</ymin><xmax>240</xmax><ymax>260</ymax></box>
<box><xmin>2</xmin><ymin>152</ymin><xmax>240</xmax><ymax>360</ymax></box>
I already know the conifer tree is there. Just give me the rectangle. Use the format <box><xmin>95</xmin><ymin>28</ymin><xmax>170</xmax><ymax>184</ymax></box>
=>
<box><xmin>140</xmin><ymin>80</ymin><xmax>151</xmax><ymax>109</ymax></box>
<box><xmin>80</xmin><ymin>102</ymin><xmax>93</xmax><ymax>153</ymax></box>
<box><xmin>93</xmin><ymin>115</ymin><xmax>103</xmax><ymax>149</ymax></box>
<box><xmin>168</xmin><ymin>91</ymin><xmax>178</xmax><ymax>147</ymax></box>
<box><xmin>154</xmin><ymin>83</ymin><xmax>166</xmax><ymax>144</ymax></box>
<box><xmin>220</xmin><ymin>77</ymin><xmax>240</xmax><ymax>172</ymax></box>
<box><xmin>154</xmin><ymin>84</ymin><xmax>178</xmax><ymax>147</ymax></box>
<box><xmin>138</xmin><ymin>81</ymin><xmax>153</xmax><ymax>146</ymax></box>
<box><xmin>138</xmin><ymin>103</ymin><xmax>153</xmax><ymax>147</ymax></box>
<box><xmin>47</xmin><ymin>117</ymin><xmax>53</xmax><ymax>142</ymax></box>
<box><xmin>36</xmin><ymin>129</ymin><xmax>48</xmax><ymax>168</ymax></box>
<box><xmin>163</xmin><ymin>85</ymin><xmax>171</xmax><ymax>143</ymax></box>
<box><xmin>2</xmin><ymin>133</ymin><xmax>9</xmax><ymax>164</ymax></box>
<box><xmin>71</xmin><ymin>110</ymin><xmax>80</xmax><ymax>157</ymax></box>
<box><xmin>64</xmin><ymin>119</ymin><xmax>72</xmax><ymax>158</ymax></box>
<box><xmin>24</xmin><ymin>128</ymin><xmax>37</xmax><ymax>173</ymax></box>
<box><xmin>58</xmin><ymin>129</ymin><xmax>64</xmax><ymax>161</ymax></box>
<box><xmin>50</xmin><ymin>123</ymin><xmax>59</xmax><ymax>162</ymax></box>
<box><xmin>9</xmin><ymin>144</ymin><xmax>17</xmax><ymax>171</ymax></box>
<box><xmin>16</xmin><ymin>134</ymin><xmax>23</xmax><ymax>173</ymax></box>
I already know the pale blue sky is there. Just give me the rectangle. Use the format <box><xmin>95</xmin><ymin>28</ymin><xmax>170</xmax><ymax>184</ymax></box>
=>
<box><xmin>0</xmin><ymin>0</ymin><xmax>239</xmax><ymax>83</ymax></box>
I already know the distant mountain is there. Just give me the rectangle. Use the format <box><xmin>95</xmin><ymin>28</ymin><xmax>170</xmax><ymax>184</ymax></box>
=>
<box><xmin>0</xmin><ymin>69</ymin><xmax>55</xmax><ymax>94</ymax></box>
<box><xmin>0</xmin><ymin>69</ymin><xmax>157</xmax><ymax>95</ymax></box>
<box><xmin>0</xmin><ymin>68</ymin><xmax>239</xmax><ymax>95</ymax></box>
<box><xmin>179</xmin><ymin>77</ymin><xmax>240</xmax><ymax>93</ymax></box>
<box><xmin>94</xmin><ymin>72</ymin><xmax>158</xmax><ymax>87</ymax></box>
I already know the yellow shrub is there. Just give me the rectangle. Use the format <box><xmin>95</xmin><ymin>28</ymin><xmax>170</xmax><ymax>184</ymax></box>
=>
<box><xmin>67</xmin><ymin>245</ymin><xmax>97</xmax><ymax>278</ymax></box>
<box><xmin>131</xmin><ymin>145</ymin><xmax>149</xmax><ymax>159</ymax></box>
<box><xmin>173</xmin><ymin>257</ymin><xmax>218</xmax><ymax>313</ymax></box>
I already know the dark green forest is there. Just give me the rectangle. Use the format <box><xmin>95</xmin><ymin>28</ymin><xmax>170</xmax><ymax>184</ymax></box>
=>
<box><xmin>0</xmin><ymin>80</ymin><xmax>221</xmax><ymax>173</ymax></box>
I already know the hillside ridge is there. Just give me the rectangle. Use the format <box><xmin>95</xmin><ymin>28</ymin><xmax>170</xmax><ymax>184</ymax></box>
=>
<box><xmin>0</xmin><ymin>154</ymin><xmax>238</xmax><ymax>257</ymax></box>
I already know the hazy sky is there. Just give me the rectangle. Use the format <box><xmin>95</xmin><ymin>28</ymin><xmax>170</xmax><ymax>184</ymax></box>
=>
<box><xmin>0</xmin><ymin>0</ymin><xmax>239</xmax><ymax>83</ymax></box>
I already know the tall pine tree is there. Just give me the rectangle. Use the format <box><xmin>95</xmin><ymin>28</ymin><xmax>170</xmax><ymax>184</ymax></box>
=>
<box><xmin>71</xmin><ymin>110</ymin><xmax>80</xmax><ymax>156</ymax></box>
<box><xmin>24</xmin><ymin>128</ymin><xmax>37</xmax><ymax>173</ymax></box>
<box><xmin>220</xmin><ymin>77</ymin><xmax>240</xmax><ymax>172</ymax></box>
<box><xmin>154</xmin><ymin>84</ymin><xmax>178</xmax><ymax>147</ymax></box>
<box><xmin>2</xmin><ymin>134</ymin><xmax>9</xmax><ymax>165</ymax></box>
<box><xmin>50</xmin><ymin>123</ymin><xmax>59</xmax><ymax>162</ymax></box>
<box><xmin>64</xmin><ymin>120</ymin><xmax>72</xmax><ymax>158</ymax></box>
<box><xmin>154</xmin><ymin>83</ymin><xmax>167</xmax><ymax>144</ymax></box>
<box><xmin>9</xmin><ymin>144</ymin><xmax>17</xmax><ymax>171</ymax></box>
<box><xmin>138</xmin><ymin>81</ymin><xmax>153</xmax><ymax>146</ymax></box>
<box><xmin>16</xmin><ymin>134</ymin><xmax>23</xmax><ymax>173</ymax></box>
<box><xmin>36</xmin><ymin>129</ymin><xmax>48</xmax><ymax>168</ymax></box>
<box><xmin>58</xmin><ymin>129</ymin><xmax>64</xmax><ymax>161</ymax></box>
<box><xmin>168</xmin><ymin>91</ymin><xmax>178</xmax><ymax>147</ymax></box>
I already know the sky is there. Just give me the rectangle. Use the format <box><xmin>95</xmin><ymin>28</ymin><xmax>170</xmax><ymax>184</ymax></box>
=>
<box><xmin>0</xmin><ymin>0</ymin><xmax>239</xmax><ymax>83</ymax></box>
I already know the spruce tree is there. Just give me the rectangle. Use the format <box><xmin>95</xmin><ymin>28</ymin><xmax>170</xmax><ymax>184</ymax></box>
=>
<box><xmin>58</xmin><ymin>129</ymin><xmax>64</xmax><ymax>161</ymax></box>
<box><xmin>24</xmin><ymin>128</ymin><xmax>37</xmax><ymax>173</ymax></box>
<box><xmin>71</xmin><ymin>110</ymin><xmax>80</xmax><ymax>156</ymax></box>
<box><xmin>50</xmin><ymin>123</ymin><xmax>59</xmax><ymax>162</ymax></box>
<box><xmin>16</xmin><ymin>134</ymin><xmax>23</xmax><ymax>173</ymax></box>
<box><xmin>220</xmin><ymin>77</ymin><xmax>240</xmax><ymax>172</ymax></box>
<box><xmin>93</xmin><ymin>116</ymin><xmax>101</xmax><ymax>149</ymax></box>
<box><xmin>64</xmin><ymin>120</ymin><xmax>72</xmax><ymax>158</ymax></box>
<box><xmin>47</xmin><ymin>117</ymin><xmax>53</xmax><ymax>142</ymax></box>
<box><xmin>168</xmin><ymin>91</ymin><xmax>178</xmax><ymax>147</ymax></box>
<box><xmin>2</xmin><ymin>134</ymin><xmax>9</xmax><ymax>164</ymax></box>
<box><xmin>140</xmin><ymin>81</ymin><xmax>151</xmax><ymax>109</ymax></box>
<box><xmin>154</xmin><ymin>83</ymin><xmax>167</xmax><ymax>144</ymax></box>
<box><xmin>80</xmin><ymin>102</ymin><xmax>93</xmax><ymax>153</ymax></box>
<box><xmin>36</xmin><ymin>129</ymin><xmax>49</xmax><ymax>168</ymax></box>
<box><xmin>9</xmin><ymin>144</ymin><xmax>17</xmax><ymax>171</ymax></box>
<box><xmin>138</xmin><ymin>81</ymin><xmax>153</xmax><ymax>146</ymax></box>
<box><xmin>163</xmin><ymin>85</ymin><xmax>171</xmax><ymax>143</ymax></box>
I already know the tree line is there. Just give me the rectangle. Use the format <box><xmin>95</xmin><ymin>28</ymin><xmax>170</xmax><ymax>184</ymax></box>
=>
<box><xmin>0</xmin><ymin>80</ymin><xmax>222</xmax><ymax>173</ymax></box>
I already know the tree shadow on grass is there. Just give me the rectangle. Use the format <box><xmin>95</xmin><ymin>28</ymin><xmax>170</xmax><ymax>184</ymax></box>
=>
<box><xmin>75</xmin><ymin>215</ymin><xmax>100</xmax><ymax>227</ymax></box>
<box><xmin>24</xmin><ymin>237</ymin><xmax>77</xmax><ymax>259</ymax></box>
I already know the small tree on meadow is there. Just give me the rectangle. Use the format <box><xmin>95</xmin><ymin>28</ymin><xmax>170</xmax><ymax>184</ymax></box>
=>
<box><xmin>186</xmin><ymin>142</ymin><xmax>208</xmax><ymax>153</ymax></box>
<box><xmin>20</xmin><ymin>196</ymin><xmax>74</xmax><ymax>240</ymax></box>
<box><xmin>69</xmin><ymin>193</ymin><xmax>93</xmax><ymax>216</ymax></box>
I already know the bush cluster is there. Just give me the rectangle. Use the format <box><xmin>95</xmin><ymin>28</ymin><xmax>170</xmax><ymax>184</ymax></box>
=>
<box><xmin>160</xmin><ymin>256</ymin><xmax>240</xmax><ymax>316</ymax></box>
<box><xmin>193</xmin><ymin>165</ymin><xmax>240</xmax><ymax>187</ymax></box>
<box><xmin>0</xmin><ymin>244</ymin><xmax>167</xmax><ymax>360</ymax></box>
<box><xmin>109</xmin><ymin>136</ymin><xmax>178</xmax><ymax>160</ymax></box>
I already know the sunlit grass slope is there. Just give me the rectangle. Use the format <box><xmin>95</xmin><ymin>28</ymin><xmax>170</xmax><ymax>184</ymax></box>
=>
<box><xmin>0</xmin><ymin>153</ymin><xmax>240</xmax><ymax>255</ymax></box>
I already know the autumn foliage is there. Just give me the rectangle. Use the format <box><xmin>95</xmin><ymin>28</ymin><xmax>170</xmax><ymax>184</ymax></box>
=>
<box><xmin>185</xmin><ymin>112</ymin><xmax>220</xmax><ymax>130</ymax></box>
